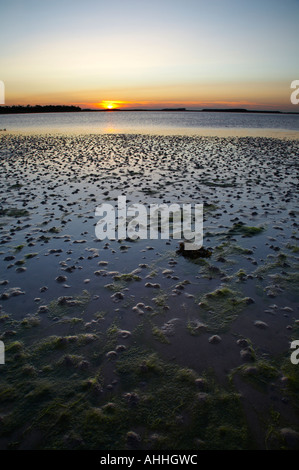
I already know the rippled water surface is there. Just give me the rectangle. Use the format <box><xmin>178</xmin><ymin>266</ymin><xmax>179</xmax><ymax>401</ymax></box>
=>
<box><xmin>1</xmin><ymin>111</ymin><xmax>299</xmax><ymax>135</ymax></box>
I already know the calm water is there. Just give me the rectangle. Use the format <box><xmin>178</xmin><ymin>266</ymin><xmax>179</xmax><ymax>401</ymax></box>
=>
<box><xmin>1</xmin><ymin>110</ymin><xmax>299</xmax><ymax>135</ymax></box>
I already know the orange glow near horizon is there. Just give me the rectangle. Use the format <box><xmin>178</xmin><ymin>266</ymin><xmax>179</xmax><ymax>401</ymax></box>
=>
<box><xmin>96</xmin><ymin>100</ymin><xmax>129</xmax><ymax>110</ymax></box>
<box><xmin>4</xmin><ymin>80</ymin><xmax>294</xmax><ymax>111</ymax></box>
<box><xmin>82</xmin><ymin>98</ymin><xmax>277</xmax><ymax>111</ymax></box>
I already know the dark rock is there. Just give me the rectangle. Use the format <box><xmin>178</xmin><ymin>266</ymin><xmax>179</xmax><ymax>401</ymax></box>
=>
<box><xmin>176</xmin><ymin>242</ymin><xmax>212</xmax><ymax>259</ymax></box>
<box><xmin>55</xmin><ymin>275</ymin><xmax>67</xmax><ymax>283</ymax></box>
<box><xmin>208</xmin><ymin>334</ymin><xmax>222</xmax><ymax>344</ymax></box>
<box><xmin>240</xmin><ymin>348</ymin><xmax>255</xmax><ymax>362</ymax></box>
<box><xmin>254</xmin><ymin>320</ymin><xmax>268</xmax><ymax>329</ymax></box>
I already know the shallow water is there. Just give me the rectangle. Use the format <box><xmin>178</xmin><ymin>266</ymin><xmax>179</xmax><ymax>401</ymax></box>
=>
<box><xmin>0</xmin><ymin>133</ymin><xmax>299</xmax><ymax>450</ymax></box>
<box><xmin>0</xmin><ymin>111</ymin><xmax>299</xmax><ymax>138</ymax></box>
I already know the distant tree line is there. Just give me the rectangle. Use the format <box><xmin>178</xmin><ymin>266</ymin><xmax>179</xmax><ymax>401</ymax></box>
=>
<box><xmin>0</xmin><ymin>105</ymin><xmax>82</xmax><ymax>114</ymax></box>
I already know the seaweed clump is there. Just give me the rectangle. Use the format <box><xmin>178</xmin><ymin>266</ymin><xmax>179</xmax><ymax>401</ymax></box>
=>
<box><xmin>0</xmin><ymin>207</ymin><xmax>30</xmax><ymax>217</ymax></box>
<box><xmin>176</xmin><ymin>242</ymin><xmax>212</xmax><ymax>260</ymax></box>
<box><xmin>228</xmin><ymin>222</ymin><xmax>265</xmax><ymax>237</ymax></box>
<box><xmin>198</xmin><ymin>287</ymin><xmax>250</xmax><ymax>332</ymax></box>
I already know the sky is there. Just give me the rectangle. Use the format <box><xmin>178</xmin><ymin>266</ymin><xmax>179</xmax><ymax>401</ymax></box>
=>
<box><xmin>0</xmin><ymin>0</ymin><xmax>298</xmax><ymax>110</ymax></box>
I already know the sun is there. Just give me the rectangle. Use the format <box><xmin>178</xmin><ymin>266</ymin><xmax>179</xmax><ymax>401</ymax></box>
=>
<box><xmin>94</xmin><ymin>100</ymin><xmax>130</xmax><ymax>110</ymax></box>
<box><xmin>101</xmin><ymin>101</ymin><xmax>117</xmax><ymax>110</ymax></box>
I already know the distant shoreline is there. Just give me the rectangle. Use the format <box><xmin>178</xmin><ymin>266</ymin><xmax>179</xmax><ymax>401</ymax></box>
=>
<box><xmin>0</xmin><ymin>105</ymin><xmax>298</xmax><ymax>115</ymax></box>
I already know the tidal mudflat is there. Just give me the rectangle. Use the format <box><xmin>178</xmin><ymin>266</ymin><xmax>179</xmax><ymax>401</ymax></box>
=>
<box><xmin>0</xmin><ymin>133</ymin><xmax>298</xmax><ymax>450</ymax></box>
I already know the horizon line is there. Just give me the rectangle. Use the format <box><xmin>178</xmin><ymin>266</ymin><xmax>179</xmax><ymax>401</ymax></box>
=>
<box><xmin>1</xmin><ymin>104</ymin><xmax>298</xmax><ymax>115</ymax></box>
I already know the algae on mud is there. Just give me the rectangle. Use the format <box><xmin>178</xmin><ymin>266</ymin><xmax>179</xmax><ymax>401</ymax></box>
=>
<box><xmin>0</xmin><ymin>319</ymin><xmax>251</xmax><ymax>450</ymax></box>
<box><xmin>197</xmin><ymin>286</ymin><xmax>251</xmax><ymax>332</ymax></box>
<box><xmin>0</xmin><ymin>133</ymin><xmax>299</xmax><ymax>449</ymax></box>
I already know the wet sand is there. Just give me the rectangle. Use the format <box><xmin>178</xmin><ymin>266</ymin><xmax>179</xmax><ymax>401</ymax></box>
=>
<box><xmin>0</xmin><ymin>132</ymin><xmax>298</xmax><ymax>450</ymax></box>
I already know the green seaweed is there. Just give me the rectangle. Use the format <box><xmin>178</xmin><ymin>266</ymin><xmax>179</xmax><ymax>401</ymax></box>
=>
<box><xmin>228</xmin><ymin>222</ymin><xmax>265</xmax><ymax>237</ymax></box>
<box><xmin>197</xmin><ymin>286</ymin><xmax>250</xmax><ymax>332</ymax></box>
<box><xmin>253</xmin><ymin>252</ymin><xmax>290</xmax><ymax>276</ymax></box>
<box><xmin>204</xmin><ymin>203</ymin><xmax>218</xmax><ymax>213</ymax></box>
<box><xmin>48</xmin><ymin>290</ymin><xmax>91</xmax><ymax>318</ymax></box>
<box><xmin>268</xmin><ymin>271</ymin><xmax>299</xmax><ymax>294</ymax></box>
<box><xmin>152</xmin><ymin>291</ymin><xmax>168</xmax><ymax>309</ymax></box>
<box><xmin>286</xmin><ymin>244</ymin><xmax>299</xmax><ymax>254</ymax></box>
<box><xmin>236</xmin><ymin>269</ymin><xmax>247</xmax><ymax>281</ymax></box>
<box><xmin>230</xmin><ymin>357</ymin><xmax>279</xmax><ymax>394</ymax></box>
<box><xmin>0</xmin><ymin>208</ymin><xmax>30</xmax><ymax>218</ymax></box>
<box><xmin>14</xmin><ymin>245</ymin><xmax>25</xmax><ymax>252</ymax></box>
<box><xmin>199</xmin><ymin>262</ymin><xmax>226</xmax><ymax>279</ymax></box>
<box><xmin>24</xmin><ymin>252</ymin><xmax>38</xmax><ymax>259</ymax></box>
<box><xmin>21</xmin><ymin>316</ymin><xmax>40</xmax><ymax>328</ymax></box>
<box><xmin>0</xmin><ymin>326</ymin><xmax>252</xmax><ymax>450</ymax></box>
<box><xmin>48</xmin><ymin>226</ymin><xmax>61</xmax><ymax>234</ymax></box>
<box><xmin>152</xmin><ymin>326</ymin><xmax>170</xmax><ymax>344</ymax></box>
<box><xmin>113</xmin><ymin>273</ymin><xmax>142</xmax><ymax>282</ymax></box>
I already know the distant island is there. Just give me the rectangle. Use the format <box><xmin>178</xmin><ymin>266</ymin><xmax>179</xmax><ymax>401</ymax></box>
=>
<box><xmin>0</xmin><ymin>105</ymin><xmax>81</xmax><ymax>114</ymax></box>
<box><xmin>161</xmin><ymin>108</ymin><xmax>186</xmax><ymax>111</ymax></box>
<box><xmin>0</xmin><ymin>105</ymin><xmax>298</xmax><ymax>115</ymax></box>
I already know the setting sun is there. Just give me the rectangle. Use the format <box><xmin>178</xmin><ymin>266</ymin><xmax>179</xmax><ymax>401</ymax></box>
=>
<box><xmin>103</xmin><ymin>101</ymin><xmax>116</xmax><ymax>110</ymax></box>
<box><xmin>96</xmin><ymin>100</ymin><xmax>129</xmax><ymax>110</ymax></box>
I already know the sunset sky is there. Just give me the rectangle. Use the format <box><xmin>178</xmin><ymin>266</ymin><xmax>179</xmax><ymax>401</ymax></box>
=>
<box><xmin>0</xmin><ymin>0</ymin><xmax>298</xmax><ymax>110</ymax></box>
